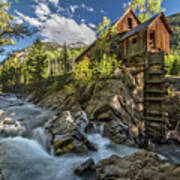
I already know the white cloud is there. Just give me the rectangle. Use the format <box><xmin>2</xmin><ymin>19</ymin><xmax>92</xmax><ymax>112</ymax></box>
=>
<box><xmin>14</xmin><ymin>16</ymin><xmax>24</xmax><ymax>24</ymax></box>
<box><xmin>100</xmin><ymin>9</ymin><xmax>105</xmax><ymax>13</ymax></box>
<box><xmin>35</xmin><ymin>3</ymin><xmax>51</xmax><ymax>20</ymax></box>
<box><xmin>88</xmin><ymin>23</ymin><xmax>96</xmax><ymax>29</ymax></box>
<box><xmin>15</xmin><ymin>10</ymin><xmax>42</xmax><ymax>27</ymax></box>
<box><xmin>15</xmin><ymin>9</ymin><xmax>96</xmax><ymax>45</ymax></box>
<box><xmin>40</xmin><ymin>14</ymin><xmax>96</xmax><ymax>45</ymax></box>
<box><xmin>81</xmin><ymin>19</ymin><xmax>85</xmax><ymax>23</ymax></box>
<box><xmin>81</xmin><ymin>4</ymin><xmax>94</xmax><ymax>12</ymax></box>
<box><xmin>69</xmin><ymin>5</ymin><xmax>78</xmax><ymax>14</ymax></box>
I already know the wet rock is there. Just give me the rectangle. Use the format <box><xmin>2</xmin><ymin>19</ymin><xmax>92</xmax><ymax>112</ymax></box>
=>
<box><xmin>96</xmin><ymin>150</ymin><xmax>180</xmax><ymax>180</ymax></box>
<box><xmin>44</xmin><ymin>111</ymin><xmax>76</xmax><ymax>136</ymax></box>
<box><xmin>0</xmin><ymin>110</ymin><xmax>26</xmax><ymax>137</ymax></box>
<box><xmin>44</xmin><ymin>110</ymin><xmax>97</xmax><ymax>155</ymax></box>
<box><xmin>74</xmin><ymin>158</ymin><xmax>97</xmax><ymax>180</ymax></box>
<box><xmin>45</xmin><ymin>110</ymin><xmax>89</xmax><ymax>136</ymax></box>
<box><xmin>0</xmin><ymin>169</ymin><xmax>3</xmax><ymax>180</ymax></box>
<box><xmin>53</xmin><ymin>131</ymin><xmax>97</xmax><ymax>155</ymax></box>
<box><xmin>53</xmin><ymin>135</ymin><xmax>84</xmax><ymax>155</ymax></box>
<box><xmin>167</xmin><ymin>130</ymin><xmax>180</xmax><ymax>144</ymax></box>
<box><xmin>74</xmin><ymin>111</ymin><xmax>89</xmax><ymax>132</ymax></box>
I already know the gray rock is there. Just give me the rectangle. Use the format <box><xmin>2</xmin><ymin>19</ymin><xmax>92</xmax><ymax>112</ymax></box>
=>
<box><xmin>74</xmin><ymin>158</ymin><xmax>97</xmax><ymax>180</ymax></box>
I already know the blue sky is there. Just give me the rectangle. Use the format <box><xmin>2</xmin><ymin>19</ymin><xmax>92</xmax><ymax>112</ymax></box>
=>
<box><xmin>1</xmin><ymin>0</ymin><xmax>180</xmax><ymax>61</ymax></box>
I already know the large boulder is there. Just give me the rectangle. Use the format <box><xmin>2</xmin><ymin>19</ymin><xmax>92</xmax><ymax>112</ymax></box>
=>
<box><xmin>44</xmin><ymin>110</ymin><xmax>89</xmax><ymax>136</ymax></box>
<box><xmin>44</xmin><ymin>111</ymin><xmax>96</xmax><ymax>155</ymax></box>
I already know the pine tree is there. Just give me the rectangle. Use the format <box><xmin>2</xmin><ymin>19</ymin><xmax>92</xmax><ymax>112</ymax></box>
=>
<box><xmin>61</xmin><ymin>43</ymin><xmax>71</xmax><ymax>73</ymax></box>
<box><xmin>26</xmin><ymin>39</ymin><xmax>47</xmax><ymax>90</ymax></box>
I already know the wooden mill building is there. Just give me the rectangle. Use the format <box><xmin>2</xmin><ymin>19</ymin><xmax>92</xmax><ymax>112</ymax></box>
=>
<box><xmin>75</xmin><ymin>9</ymin><xmax>173</xmax><ymax>140</ymax></box>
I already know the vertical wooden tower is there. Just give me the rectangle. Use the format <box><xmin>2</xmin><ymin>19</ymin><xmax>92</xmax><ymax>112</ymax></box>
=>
<box><xmin>144</xmin><ymin>52</ymin><xmax>168</xmax><ymax>140</ymax></box>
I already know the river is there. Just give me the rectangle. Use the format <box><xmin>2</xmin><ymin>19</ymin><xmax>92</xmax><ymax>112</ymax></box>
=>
<box><xmin>0</xmin><ymin>94</ymin><xmax>140</xmax><ymax>180</ymax></box>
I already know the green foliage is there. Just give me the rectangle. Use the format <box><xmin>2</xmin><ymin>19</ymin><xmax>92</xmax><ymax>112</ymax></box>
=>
<box><xmin>74</xmin><ymin>53</ymin><xmax>121</xmax><ymax>84</ymax></box>
<box><xmin>61</xmin><ymin>43</ymin><xmax>71</xmax><ymax>73</ymax></box>
<box><xmin>93</xmin><ymin>54</ymin><xmax>121</xmax><ymax>79</ymax></box>
<box><xmin>96</xmin><ymin>17</ymin><xmax>111</xmax><ymax>38</ymax></box>
<box><xmin>123</xmin><ymin>74</ymin><xmax>135</xmax><ymax>92</ymax></box>
<box><xmin>64</xmin><ymin>83</ymin><xmax>76</xmax><ymax>95</ymax></box>
<box><xmin>26</xmin><ymin>39</ymin><xmax>47</xmax><ymax>89</ymax></box>
<box><xmin>74</xmin><ymin>56</ymin><xmax>93</xmax><ymax>84</ymax></box>
<box><xmin>129</xmin><ymin>0</ymin><xmax>163</xmax><ymax>22</ymax></box>
<box><xmin>167</xmin><ymin>13</ymin><xmax>180</xmax><ymax>50</ymax></box>
<box><xmin>165</xmin><ymin>51</ymin><xmax>180</xmax><ymax>76</ymax></box>
<box><xmin>0</xmin><ymin>1</ymin><xmax>32</xmax><ymax>53</ymax></box>
<box><xmin>168</xmin><ymin>88</ymin><xmax>175</xmax><ymax>96</ymax></box>
<box><xmin>0</xmin><ymin>1</ymin><xmax>15</xmax><ymax>47</ymax></box>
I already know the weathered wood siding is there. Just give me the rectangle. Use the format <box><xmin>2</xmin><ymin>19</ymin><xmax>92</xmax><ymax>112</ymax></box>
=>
<box><xmin>119</xmin><ymin>31</ymin><xmax>147</xmax><ymax>59</ymax></box>
<box><xmin>147</xmin><ymin>18</ymin><xmax>170</xmax><ymax>55</ymax></box>
<box><xmin>116</xmin><ymin>11</ymin><xmax>140</xmax><ymax>34</ymax></box>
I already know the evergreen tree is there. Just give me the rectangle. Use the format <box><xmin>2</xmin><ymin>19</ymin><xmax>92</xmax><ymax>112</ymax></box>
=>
<box><xmin>61</xmin><ymin>43</ymin><xmax>71</xmax><ymax>73</ymax></box>
<box><xmin>26</xmin><ymin>39</ymin><xmax>47</xmax><ymax>90</ymax></box>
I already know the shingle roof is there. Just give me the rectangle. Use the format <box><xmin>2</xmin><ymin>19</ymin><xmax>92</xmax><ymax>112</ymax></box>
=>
<box><xmin>119</xmin><ymin>13</ymin><xmax>159</xmax><ymax>42</ymax></box>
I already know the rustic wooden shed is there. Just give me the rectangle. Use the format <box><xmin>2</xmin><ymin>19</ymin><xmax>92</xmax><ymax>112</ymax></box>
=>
<box><xmin>119</xmin><ymin>12</ymin><xmax>173</xmax><ymax>60</ymax></box>
<box><xmin>75</xmin><ymin>8</ymin><xmax>141</xmax><ymax>63</ymax></box>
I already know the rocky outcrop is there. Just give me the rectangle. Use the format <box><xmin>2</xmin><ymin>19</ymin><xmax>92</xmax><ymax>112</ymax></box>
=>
<box><xmin>39</xmin><ymin>67</ymin><xmax>145</xmax><ymax>147</ymax></box>
<box><xmin>44</xmin><ymin>111</ymin><xmax>96</xmax><ymax>155</ymax></box>
<box><xmin>96</xmin><ymin>150</ymin><xmax>180</xmax><ymax>180</ymax></box>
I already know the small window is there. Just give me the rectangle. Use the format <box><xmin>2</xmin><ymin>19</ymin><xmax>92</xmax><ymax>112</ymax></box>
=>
<box><xmin>132</xmin><ymin>38</ymin><xmax>137</xmax><ymax>44</ymax></box>
<box><xmin>150</xmin><ymin>31</ymin><xmax>155</xmax><ymax>40</ymax></box>
<box><xmin>128</xmin><ymin>18</ymin><xmax>133</xmax><ymax>29</ymax></box>
<box><xmin>149</xmin><ymin>30</ymin><xmax>156</xmax><ymax>49</ymax></box>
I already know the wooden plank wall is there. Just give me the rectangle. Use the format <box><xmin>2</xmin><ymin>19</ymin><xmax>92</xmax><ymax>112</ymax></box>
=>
<box><xmin>120</xmin><ymin>31</ymin><xmax>147</xmax><ymax>59</ymax></box>
<box><xmin>147</xmin><ymin>18</ymin><xmax>170</xmax><ymax>55</ymax></box>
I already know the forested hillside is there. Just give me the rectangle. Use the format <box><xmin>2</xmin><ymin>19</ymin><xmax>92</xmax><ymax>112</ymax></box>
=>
<box><xmin>168</xmin><ymin>13</ymin><xmax>180</xmax><ymax>49</ymax></box>
<box><xmin>164</xmin><ymin>13</ymin><xmax>180</xmax><ymax>76</ymax></box>
<box><xmin>0</xmin><ymin>40</ymin><xmax>86</xmax><ymax>93</ymax></box>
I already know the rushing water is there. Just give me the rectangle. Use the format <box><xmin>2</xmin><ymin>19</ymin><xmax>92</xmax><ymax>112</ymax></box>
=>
<box><xmin>0</xmin><ymin>94</ymin><xmax>180</xmax><ymax>180</ymax></box>
<box><xmin>0</xmin><ymin>94</ymin><xmax>139</xmax><ymax>180</ymax></box>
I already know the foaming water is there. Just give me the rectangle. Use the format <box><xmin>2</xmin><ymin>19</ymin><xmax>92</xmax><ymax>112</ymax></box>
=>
<box><xmin>87</xmin><ymin>133</ymin><xmax>138</xmax><ymax>162</ymax></box>
<box><xmin>0</xmin><ymin>135</ymin><xmax>138</xmax><ymax>180</ymax></box>
<box><xmin>0</xmin><ymin>94</ymin><xmax>151</xmax><ymax>180</ymax></box>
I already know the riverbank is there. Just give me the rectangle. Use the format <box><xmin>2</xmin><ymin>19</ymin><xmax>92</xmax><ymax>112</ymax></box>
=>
<box><xmin>0</xmin><ymin>94</ymin><xmax>180</xmax><ymax>180</ymax></box>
